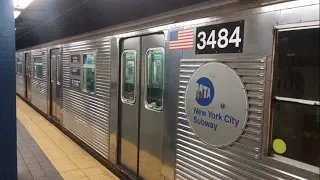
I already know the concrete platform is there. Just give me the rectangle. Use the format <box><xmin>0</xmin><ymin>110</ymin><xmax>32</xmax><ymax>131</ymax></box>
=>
<box><xmin>17</xmin><ymin>96</ymin><xmax>119</xmax><ymax>180</ymax></box>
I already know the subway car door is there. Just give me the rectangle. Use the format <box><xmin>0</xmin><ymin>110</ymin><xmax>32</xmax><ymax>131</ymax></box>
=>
<box><xmin>25</xmin><ymin>52</ymin><xmax>32</xmax><ymax>101</ymax></box>
<box><xmin>119</xmin><ymin>33</ymin><xmax>165</xmax><ymax>179</ymax></box>
<box><xmin>49</xmin><ymin>48</ymin><xmax>63</xmax><ymax>123</ymax></box>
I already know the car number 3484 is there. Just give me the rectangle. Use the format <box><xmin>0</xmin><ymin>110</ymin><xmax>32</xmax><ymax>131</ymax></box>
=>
<box><xmin>195</xmin><ymin>20</ymin><xmax>244</xmax><ymax>54</ymax></box>
<box><xmin>197</xmin><ymin>27</ymin><xmax>241</xmax><ymax>49</ymax></box>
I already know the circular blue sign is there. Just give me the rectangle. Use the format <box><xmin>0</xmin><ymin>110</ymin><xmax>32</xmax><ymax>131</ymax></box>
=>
<box><xmin>195</xmin><ymin>77</ymin><xmax>214</xmax><ymax>106</ymax></box>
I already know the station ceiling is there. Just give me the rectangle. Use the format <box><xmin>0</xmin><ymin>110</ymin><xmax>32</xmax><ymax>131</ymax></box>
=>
<box><xmin>15</xmin><ymin>0</ymin><xmax>211</xmax><ymax>50</ymax></box>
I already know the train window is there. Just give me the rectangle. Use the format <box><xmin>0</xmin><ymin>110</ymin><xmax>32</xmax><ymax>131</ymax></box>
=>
<box><xmin>83</xmin><ymin>53</ymin><xmax>95</xmax><ymax>65</ymax></box>
<box><xmin>34</xmin><ymin>57</ymin><xmax>43</xmax><ymax>79</ymax></box>
<box><xmin>51</xmin><ymin>55</ymin><xmax>56</xmax><ymax>82</ymax></box>
<box><xmin>270</xmin><ymin>27</ymin><xmax>319</xmax><ymax>168</ymax></box>
<box><xmin>121</xmin><ymin>50</ymin><xmax>136</xmax><ymax>103</ymax></box>
<box><xmin>145</xmin><ymin>48</ymin><xmax>165</xmax><ymax>111</ymax></box>
<box><xmin>57</xmin><ymin>55</ymin><xmax>62</xmax><ymax>85</ymax></box>
<box><xmin>16</xmin><ymin>57</ymin><xmax>22</xmax><ymax>74</ymax></box>
<box><xmin>82</xmin><ymin>52</ymin><xmax>96</xmax><ymax>94</ymax></box>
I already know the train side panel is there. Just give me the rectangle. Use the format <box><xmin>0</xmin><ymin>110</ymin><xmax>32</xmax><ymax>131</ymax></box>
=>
<box><xmin>174</xmin><ymin>2</ymin><xmax>319</xmax><ymax>180</ymax></box>
<box><xmin>62</xmin><ymin>37</ymin><xmax>112</xmax><ymax>159</ymax></box>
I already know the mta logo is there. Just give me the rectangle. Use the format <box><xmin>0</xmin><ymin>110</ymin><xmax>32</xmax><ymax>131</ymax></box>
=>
<box><xmin>195</xmin><ymin>77</ymin><xmax>214</xmax><ymax>106</ymax></box>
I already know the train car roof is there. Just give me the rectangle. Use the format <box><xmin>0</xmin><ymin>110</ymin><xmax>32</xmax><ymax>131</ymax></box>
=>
<box><xmin>16</xmin><ymin>0</ymin><xmax>300</xmax><ymax>52</ymax></box>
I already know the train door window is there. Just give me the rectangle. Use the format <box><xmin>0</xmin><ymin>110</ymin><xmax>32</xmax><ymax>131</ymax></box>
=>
<box><xmin>121</xmin><ymin>50</ymin><xmax>136</xmax><ymax>103</ymax></box>
<box><xmin>270</xmin><ymin>26</ymin><xmax>319</xmax><ymax>168</ymax></box>
<box><xmin>57</xmin><ymin>55</ymin><xmax>62</xmax><ymax>85</ymax></box>
<box><xmin>51</xmin><ymin>54</ymin><xmax>56</xmax><ymax>81</ymax></box>
<box><xmin>34</xmin><ymin>57</ymin><xmax>43</xmax><ymax>79</ymax></box>
<box><xmin>16</xmin><ymin>56</ymin><xmax>22</xmax><ymax>74</ymax></box>
<box><xmin>82</xmin><ymin>52</ymin><xmax>96</xmax><ymax>94</ymax></box>
<box><xmin>145</xmin><ymin>48</ymin><xmax>164</xmax><ymax>110</ymax></box>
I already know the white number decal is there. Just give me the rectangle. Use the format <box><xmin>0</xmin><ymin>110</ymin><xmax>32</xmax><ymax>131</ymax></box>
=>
<box><xmin>197</xmin><ymin>31</ymin><xmax>206</xmax><ymax>50</ymax></box>
<box><xmin>229</xmin><ymin>26</ymin><xmax>241</xmax><ymax>47</ymax></box>
<box><xmin>217</xmin><ymin>28</ymin><xmax>229</xmax><ymax>48</ymax></box>
<box><xmin>206</xmin><ymin>30</ymin><xmax>216</xmax><ymax>48</ymax></box>
<box><xmin>197</xmin><ymin>26</ymin><xmax>242</xmax><ymax>50</ymax></box>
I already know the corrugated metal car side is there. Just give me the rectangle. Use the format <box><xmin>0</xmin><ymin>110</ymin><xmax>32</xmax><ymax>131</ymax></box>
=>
<box><xmin>175</xmin><ymin>58</ymin><xmax>299</xmax><ymax>180</ymax></box>
<box><xmin>62</xmin><ymin>37</ymin><xmax>111</xmax><ymax>159</ymax></box>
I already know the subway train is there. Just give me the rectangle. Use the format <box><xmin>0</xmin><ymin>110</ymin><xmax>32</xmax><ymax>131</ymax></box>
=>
<box><xmin>16</xmin><ymin>0</ymin><xmax>319</xmax><ymax>179</ymax></box>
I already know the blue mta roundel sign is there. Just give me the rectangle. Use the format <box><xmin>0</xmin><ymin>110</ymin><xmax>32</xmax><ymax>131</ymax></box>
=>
<box><xmin>195</xmin><ymin>77</ymin><xmax>214</xmax><ymax>106</ymax></box>
<box><xmin>185</xmin><ymin>62</ymin><xmax>248</xmax><ymax>147</ymax></box>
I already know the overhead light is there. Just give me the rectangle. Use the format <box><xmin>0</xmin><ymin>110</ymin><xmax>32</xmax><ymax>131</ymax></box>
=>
<box><xmin>14</xmin><ymin>0</ymin><xmax>34</xmax><ymax>9</ymax></box>
<box><xmin>14</xmin><ymin>10</ymin><xmax>21</xmax><ymax>19</ymax></box>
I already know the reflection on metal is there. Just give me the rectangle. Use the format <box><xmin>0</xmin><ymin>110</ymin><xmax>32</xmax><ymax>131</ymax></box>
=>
<box><xmin>274</xmin><ymin>21</ymin><xmax>319</xmax><ymax>30</ymax></box>
<box><xmin>271</xmin><ymin>154</ymin><xmax>320</xmax><ymax>175</ymax></box>
<box><xmin>274</xmin><ymin>96</ymin><xmax>320</xmax><ymax>106</ymax></box>
<box><xmin>261</xmin><ymin>0</ymin><xmax>319</xmax><ymax>11</ymax></box>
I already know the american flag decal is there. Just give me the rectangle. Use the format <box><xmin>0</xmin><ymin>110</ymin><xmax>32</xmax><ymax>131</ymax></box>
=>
<box><xmin>169</xmin><ymin>28</ymin><xmax>194</xmax><ymax>50</ymax></box>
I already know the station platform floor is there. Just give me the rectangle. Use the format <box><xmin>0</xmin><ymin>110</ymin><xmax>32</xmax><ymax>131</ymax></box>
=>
<box><xmin>16</xmin><ymin>96</ymin><xmax>120</xmax><ymax>180</ymax></box>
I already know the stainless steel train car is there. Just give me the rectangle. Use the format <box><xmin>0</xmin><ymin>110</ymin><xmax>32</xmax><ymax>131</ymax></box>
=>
<box><xmin>16</xmin><ymin>0</ymin><xmax>319</xmax><ymax>179</ymax></box>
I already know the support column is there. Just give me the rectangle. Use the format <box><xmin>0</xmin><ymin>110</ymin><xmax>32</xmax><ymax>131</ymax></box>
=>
<box><xmin>0</xmin><ymin>0</ymin><xmax>17</xmax><ymax>179</ymax></box>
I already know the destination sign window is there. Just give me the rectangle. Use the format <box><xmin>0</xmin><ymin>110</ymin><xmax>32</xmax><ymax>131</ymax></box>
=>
<box><xmin>270</xmin><ymin>26</ymin><xmax>319</xmax><ymax>168</ymax></box>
